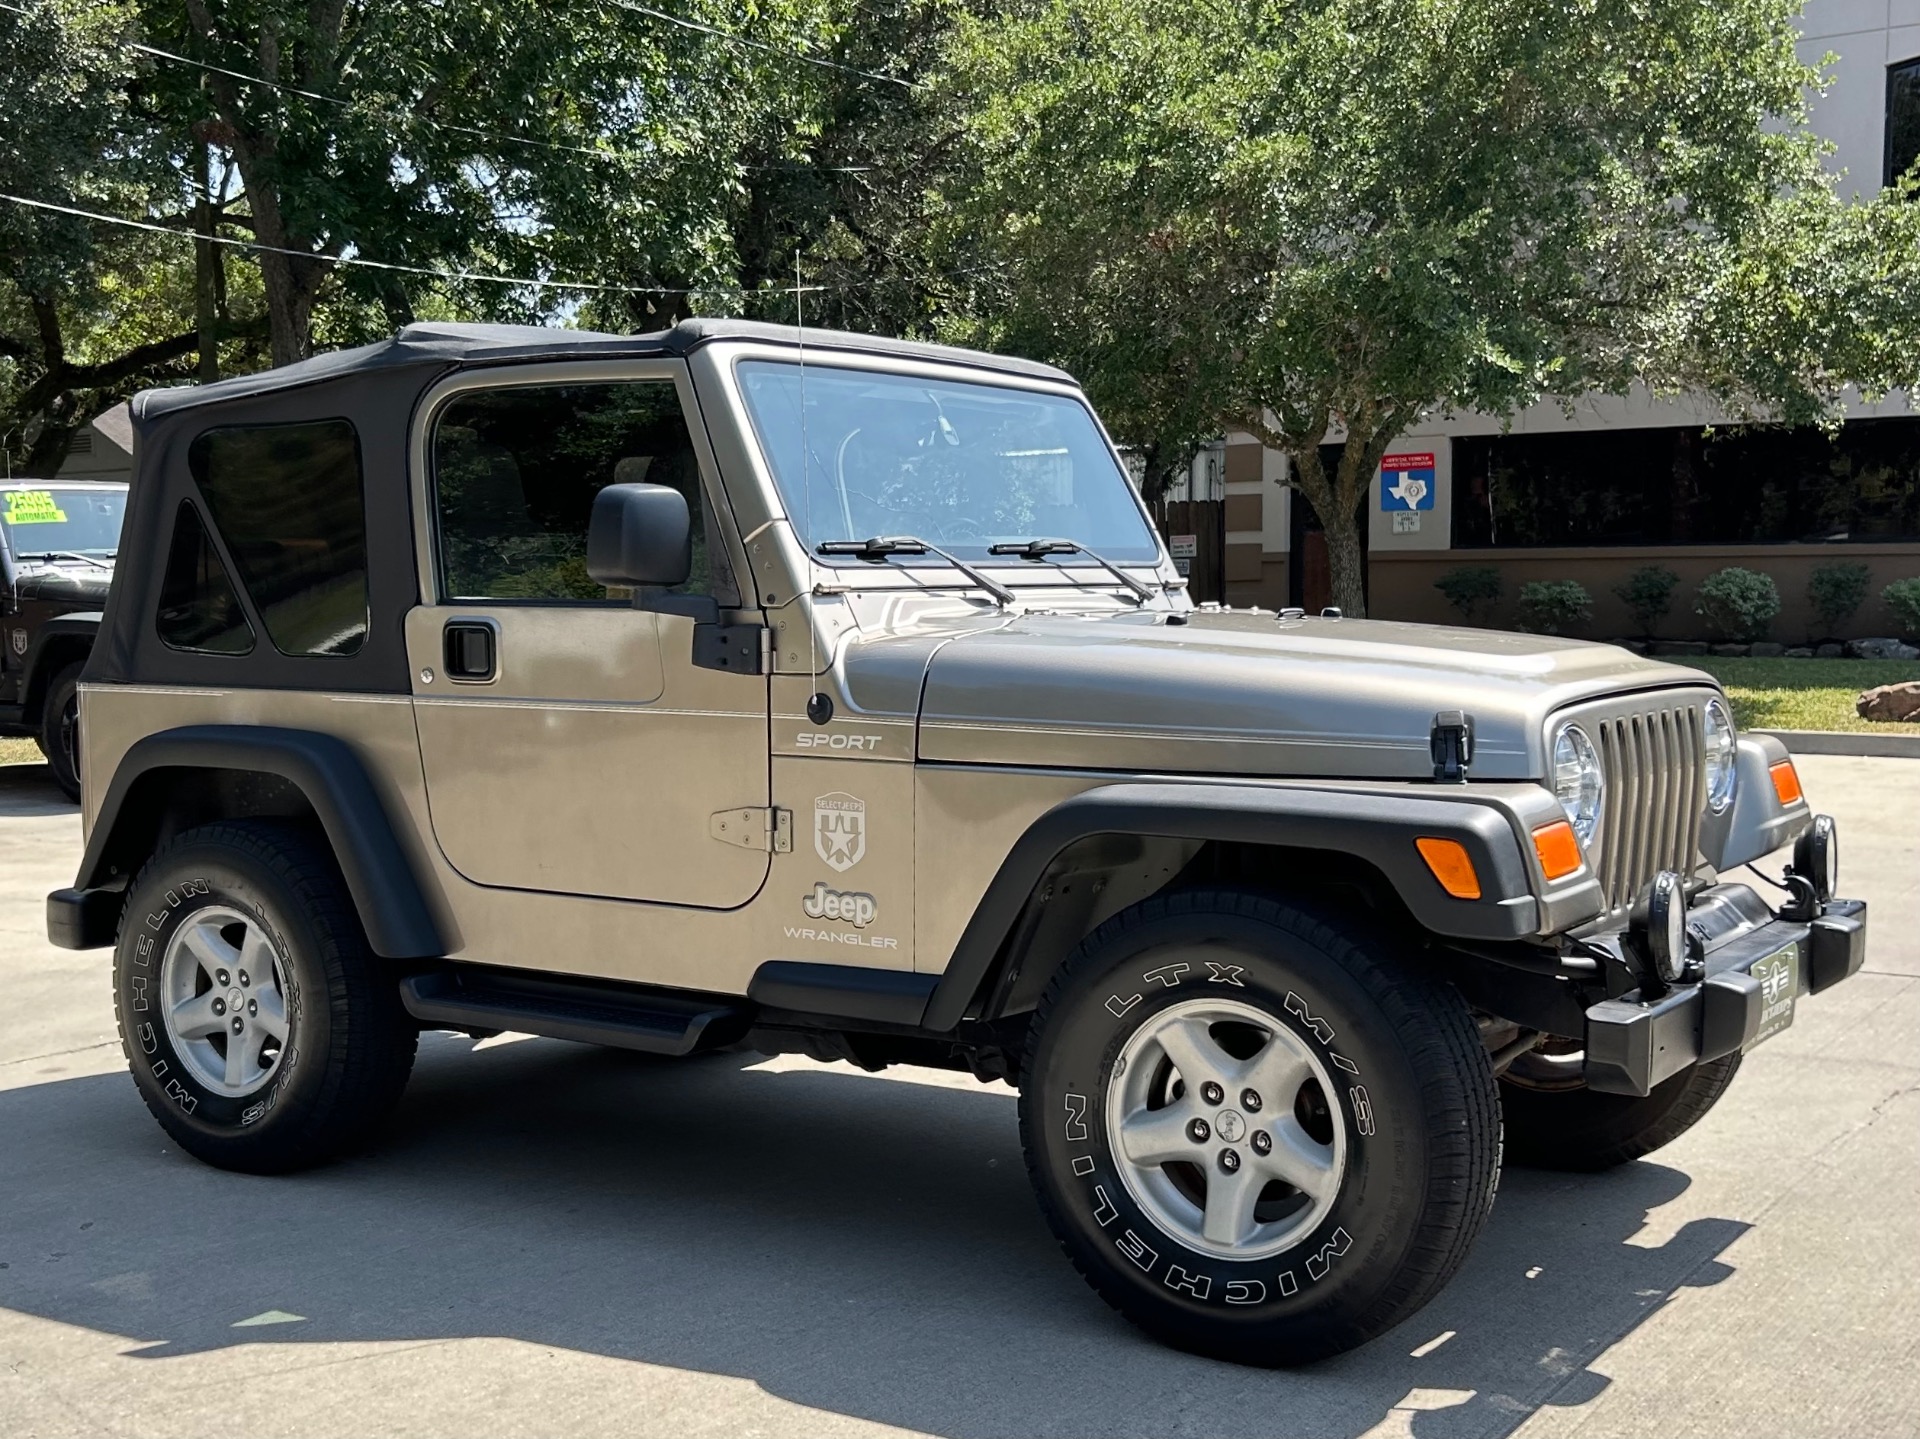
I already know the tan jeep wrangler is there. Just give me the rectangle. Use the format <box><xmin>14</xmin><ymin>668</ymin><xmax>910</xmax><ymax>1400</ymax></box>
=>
<box><xmin>48</xmin><ymin>321</ymin><xmax>1865</xmax><ymax>1364</ymax></box>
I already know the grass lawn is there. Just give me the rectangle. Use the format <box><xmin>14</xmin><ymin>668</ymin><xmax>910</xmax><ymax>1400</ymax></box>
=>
<box><xmin>0</xmin><ymin>735</ymin><xmax>43</xmax><ymax>765</ymax></box>
<box><xmin>1692</xmin><ymin>658</ymin><xmax>1920</xmax><ymax>734</ymax></box>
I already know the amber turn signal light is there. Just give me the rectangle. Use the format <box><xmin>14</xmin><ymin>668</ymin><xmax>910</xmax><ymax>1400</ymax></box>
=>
<box><xmin>1770</xmin><ymin>759</ymin><xmax>1804</xmax><ymax>806</ymax></box>
<box><xmin>1415</xmin><ymin>837</ymin><xmax>1481</xmax><ymax>899</ymax></box>
<box><xmin>1531</xmin><ymin>820</ymin><xmax>1584</xmax><ymax>880</ymax></box>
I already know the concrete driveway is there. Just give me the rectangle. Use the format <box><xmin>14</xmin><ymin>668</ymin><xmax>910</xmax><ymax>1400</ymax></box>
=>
<box><xmin>1</xmin><ymin>756</ymin><xmax>1915</xmax><ymax>1439</ymax></box>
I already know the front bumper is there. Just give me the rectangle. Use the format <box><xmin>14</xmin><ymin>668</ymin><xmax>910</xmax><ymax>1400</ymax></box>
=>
<box><xmin>1583</xmin><ymin>885</ymin><xmax>1867</xmax><ymax>1096</ymax></box>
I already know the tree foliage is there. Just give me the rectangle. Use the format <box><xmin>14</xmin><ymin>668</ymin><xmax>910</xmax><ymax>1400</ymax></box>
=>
<box><xmin>932</xmin><ymin>0</ymin><xmax>1920</xmax><ymax>613</ymax></box>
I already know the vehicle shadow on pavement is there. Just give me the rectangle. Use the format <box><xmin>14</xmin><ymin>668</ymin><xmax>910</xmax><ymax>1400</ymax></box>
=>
<box><xmin>0</xmin><ymin>1033</ymin><xmax>1747</xmax><ymax>1439</ymax></box>
<box><xmin>0</xmin><ymin>762</ymin><xmax>77</xmax><ymax>818</ymax></box>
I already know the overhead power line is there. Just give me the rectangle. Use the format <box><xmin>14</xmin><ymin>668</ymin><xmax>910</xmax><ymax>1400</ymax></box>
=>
<box><xmin>0</xmin><ymin>0</ymin><xmax>883</xmax><ymax>171</ymax></box>
<box><xmin>0</xmin><ymin>191</ymin><xmax>831</xmax><ymax>298</ymax></box>
<box><xmin>601</xmin><ymin>0</ymin><xmax>924</xmax><ymax>91</ymax></box>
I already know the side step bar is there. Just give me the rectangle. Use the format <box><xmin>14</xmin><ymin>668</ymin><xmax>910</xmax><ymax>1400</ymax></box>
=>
<box><xmin>401</xmin><ymin>969</ymin><xmax>749</xmax><ymax>1057</ymax></box>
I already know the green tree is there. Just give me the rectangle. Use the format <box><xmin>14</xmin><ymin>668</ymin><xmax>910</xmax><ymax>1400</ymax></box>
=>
<box><xmin>137</xmin><ymin>0</ymin><xmax>842</xmax><ymax>364</ymax></box>
<box><xmin>934</xmin><ymin>0</ymin><xmax>1919</xmax><ymax>614</ymax></box>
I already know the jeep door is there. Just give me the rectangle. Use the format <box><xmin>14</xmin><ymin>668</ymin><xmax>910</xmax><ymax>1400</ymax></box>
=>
<box><xmin>405</xmin><ymin>363</ymin><xmax>770</xmax><ymax>908</ymax></box>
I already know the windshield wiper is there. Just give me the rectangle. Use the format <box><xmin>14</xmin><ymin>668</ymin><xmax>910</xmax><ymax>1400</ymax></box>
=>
<box><xmin>988</xmin><ymin>538</ymin><xmax>1157</xmax><ymax>605</ymax></box>
<box><xmin>816</xmin><ymin>535</ymin><xmax>1016</xmax><ymax>607</ymax></box>
<box><xmin>20</xmin><ymin>550</ymin><xmax>111</xmax><ymax>569</ymax></box>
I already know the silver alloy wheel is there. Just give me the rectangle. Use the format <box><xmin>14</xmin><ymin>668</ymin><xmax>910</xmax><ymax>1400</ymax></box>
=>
<box><xmin>1105</xmin><ymin>996</ymin><xmax>1347</xmax><ymax>1261</ymax></box>
<box><xmin>158</xmin><ymin>904</ymin><xmax>291</xmax><ymax>1098</ymax></box>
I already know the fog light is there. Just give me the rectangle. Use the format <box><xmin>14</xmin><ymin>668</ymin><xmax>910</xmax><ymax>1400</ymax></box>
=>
<box><xmin>1634</xmin><ymin>869</ymin><xmax>1690</xmax><ymax>986</ymax></box>
<box><xmin>1792</xmin><ymin>814</ymin><xmax>1838</xmax><ymax>903</ymax></box>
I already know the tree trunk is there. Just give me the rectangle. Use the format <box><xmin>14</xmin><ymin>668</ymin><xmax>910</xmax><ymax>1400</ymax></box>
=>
<box><xmin>1321</xmin><ymin>511</ymin><xmax>1367</xmax><ymax>617</ymax></box>
<box><xmin>193</xmin><ymin>143</ymin><xmax>220</xmax><ymax>383</ymax></box>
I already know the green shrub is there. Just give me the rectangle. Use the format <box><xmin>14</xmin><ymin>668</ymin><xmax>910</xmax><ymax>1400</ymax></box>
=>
<box><xmin>1694</xmin><ymin>567</ymin><xmax>1780</xmax><ymax>641</ymax></box>
<box><xmin>1886</xmin><ymin>578</ymin><xmax>1920</xmax><ymax>638</ymax></box>
<box><xmin>1516</xmin><ymin>579</ymin><xmax>1593</xmax><ymax>635</ymax></box>
<box><xmin>1808</xmin><ymin>561</ymin><xmax>1871</xmax><ymax>637</ymax></box>
<box><xmin>1435</xmin><ymin>565</ymin><xmax>1503</xmax><ymax>624</ymax></box>
<box><xmin>1613</xmin><ymin>565</ymin><xmax>1679</xmax><ymax>637</ymax></box>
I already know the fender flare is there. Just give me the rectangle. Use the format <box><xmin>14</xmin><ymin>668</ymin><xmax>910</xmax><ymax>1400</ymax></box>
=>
<box><xmin>60</xmin><ymin>724</ymin><xmax>443</xmax><ymax>957</ymax></box>
<box><xmin>920</xmin><ymin>781</ymin><xmax>1587</xmax><ymax>1032</ymax></box>
<box><xmin>20</xmin><ymin>612</ymin><xmax>101</xmax><ymax>722</ymax></box>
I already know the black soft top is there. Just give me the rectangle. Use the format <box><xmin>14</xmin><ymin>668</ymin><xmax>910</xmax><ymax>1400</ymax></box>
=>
<box><xmin>132</xmin><ymin>318</ymin><xmax>1074</xmax><ymax>422</ymax></box>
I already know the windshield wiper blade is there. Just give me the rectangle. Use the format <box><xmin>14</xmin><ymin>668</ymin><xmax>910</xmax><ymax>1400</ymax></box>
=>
<box><xmin>816</xmin><ymin>535</ymin><xmax>1016</xmax><ymax>607</ymax></box>
<box><xmin>988</xmin><ymin>538</ymin><xmax>1156</xmax><ymax>604</ymax></box>
<box><xmin>20</xmin><ymin>550</ymin><xmax>111</xmax><ymax>569</ymax></box>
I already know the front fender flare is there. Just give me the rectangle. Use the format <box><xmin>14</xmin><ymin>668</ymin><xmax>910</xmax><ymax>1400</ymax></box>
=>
<box><xmin>54</xmin><ymin>724</ymin><xmax>443</xmax><ymax>957</ymax></box>
<box><xmin>921</xmin><ymin>780</ymin><xmax>1594</xmax><ymax>1032</ymax></box>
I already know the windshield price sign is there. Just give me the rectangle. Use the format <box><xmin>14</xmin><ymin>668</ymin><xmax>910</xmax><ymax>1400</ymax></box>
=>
<box><xmin>3</xmin><ymin>490</ymin><xmax>68</xmax><ymax>526</ymax></box>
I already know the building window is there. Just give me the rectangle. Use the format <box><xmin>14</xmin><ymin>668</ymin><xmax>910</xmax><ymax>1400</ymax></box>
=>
<box><xmin>187</xmin><ymin>420</ymin><xmax>369</xmax><ymax>656</ymax></box>
<box><xmin>1452</xmin><ymin>420</ymin><xmax>1920</xmax><ymax>549</ymax></box>
<box><xmin>1892</xmin><ymin>58</ymin><xmax>1920</xmax><ymax>189</ymax></box>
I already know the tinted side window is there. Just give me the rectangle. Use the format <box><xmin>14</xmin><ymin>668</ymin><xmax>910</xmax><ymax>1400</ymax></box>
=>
<box><xmin>156</xmin><ymin>501</ymin><xmax>256</xmax><ymax>654</ymax></box>
<box><xmin>432</xmin><ymin>382</ymin><xmax>733</xmax><ymax>603</ymax></box>
<box><xmin>187</xmin><ymin>420</ymin><xmax>369</xmax><ymax>656</ymax></box>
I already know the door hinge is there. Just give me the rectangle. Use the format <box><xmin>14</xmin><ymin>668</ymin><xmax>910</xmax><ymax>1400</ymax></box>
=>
<box><xmin>709</xmin><ymin>806</ymin><xmax>792</xmax><ymax>853</ymax></box>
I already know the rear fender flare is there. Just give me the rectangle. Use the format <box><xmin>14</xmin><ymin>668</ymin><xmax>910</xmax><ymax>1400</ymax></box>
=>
<box><xmin>71</xmin><ymin>724</ymin><xmax>443</xmax><ymax>957</ymax></box>
<box><xmin>920</xmin><ymin>780</ymin><xmax>1589</xmax><ymax>1032</ymax></box>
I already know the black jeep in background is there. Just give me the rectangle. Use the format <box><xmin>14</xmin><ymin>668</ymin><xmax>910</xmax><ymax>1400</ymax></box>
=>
<box><xmin>0</xmin><ymin>480</ymin><xmax>127</xmax><ymax>799</ymax></box>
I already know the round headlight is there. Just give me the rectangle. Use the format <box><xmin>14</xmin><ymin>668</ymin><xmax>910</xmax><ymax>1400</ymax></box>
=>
<box><xmin>1551</xmin><ymin>723</ymin><xmax>1604</xmax><ymax>845</ymax></box>
<box><xmin>1703</xmin><ymin>698</ymin><xmax>1738</xmax><ymax>814</ymax></box>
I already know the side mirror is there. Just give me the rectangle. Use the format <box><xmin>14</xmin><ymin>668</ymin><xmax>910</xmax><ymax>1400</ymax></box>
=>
<box><xmin>586</xmin><ymin>483</ymin><xmax>691</xmax><ymax>591</ymax></box>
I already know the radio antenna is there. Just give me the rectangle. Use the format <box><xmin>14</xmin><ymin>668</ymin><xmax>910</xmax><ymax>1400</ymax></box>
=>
<box><xmin>798</xmin><ymin>249</ymin><xmax>830</xmax><ymax>724</ymax></box>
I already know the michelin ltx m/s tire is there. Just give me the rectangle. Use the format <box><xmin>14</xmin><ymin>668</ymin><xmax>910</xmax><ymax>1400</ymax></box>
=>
<box><xmin>1020</xmin><ymin>890</ymin><xmax>1501</xmax><ymax>1365</ymax></box>
<box><xmin>111</xmin><ymin>820</ymin><xmax>417</xmax><ymax>1174</ymax></box>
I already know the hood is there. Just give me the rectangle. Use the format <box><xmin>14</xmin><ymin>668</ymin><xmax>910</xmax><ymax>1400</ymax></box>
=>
<box><xmin>13</xmin><ymin>560</ymin><xmax>113</xmax><ymax>606</ymax></box>
<box><xmin>903</xmin><ymin>609</ymin><xmax>1713</xmax><ymax>781</ymax></box>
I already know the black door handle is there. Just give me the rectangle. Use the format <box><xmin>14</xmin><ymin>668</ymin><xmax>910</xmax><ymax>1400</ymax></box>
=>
<box><xmin>443</xmin><ymin>620</ymin><xmax>497</xmax><ymax>682</ymax></box>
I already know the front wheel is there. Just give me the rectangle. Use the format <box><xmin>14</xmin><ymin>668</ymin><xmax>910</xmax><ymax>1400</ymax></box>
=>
<box><xmin>36</xmin><ymin>661</ymin><xmax>83</xmax><ymax>801</ymax></box>
<box><xmin>111</xmin><ymin>820</ymin><xmax>417</xmax><ymax>1173</ymax></box>
<box><xmin>1020</xmin><ymin>890</ymin><xmax>1501</xmax><ymax>1365</ymax></box>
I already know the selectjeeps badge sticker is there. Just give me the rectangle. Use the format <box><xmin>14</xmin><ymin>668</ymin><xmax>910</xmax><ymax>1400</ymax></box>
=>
<box><xmin>814</xmin><ymin>792</ymin><xmax>866</xmax><ymax>872</ymax></box>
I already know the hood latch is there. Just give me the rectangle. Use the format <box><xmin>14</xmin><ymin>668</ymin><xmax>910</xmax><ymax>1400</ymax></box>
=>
<box><xmin>1430</xmin><ymin>710</ymin><xmax>1476</xmax><ymax>782</ymax></box>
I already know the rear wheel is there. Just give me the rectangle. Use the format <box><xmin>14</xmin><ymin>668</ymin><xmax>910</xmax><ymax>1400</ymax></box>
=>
<box><xmin>1020</xmin><ymin>890</ymin><xmax>1501</xmax><ymax>1365</ymax></box>
<box><xmin>36</xmin><ymin>661</ymin><xmax>83</xmax><ymax>801</ymax></box>
<box><xmin>1500</xmin><ymin>1042</ymin><xmax>1742</xmax><ymax>1171</ymax></box>
<box><xmin>111</xmin><ymin>820</ymin><xmax>417</xmax><ymax>1173</ymax></box>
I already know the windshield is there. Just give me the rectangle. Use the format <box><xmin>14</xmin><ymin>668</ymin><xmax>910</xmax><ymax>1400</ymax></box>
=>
<box><xmin>736</xmin><ymin>360</ymin><xmax>1160</xmax><ymax>564</ymax></box>
<box><xmin>0</xmin><ymin>486</ymin><xmax>126</xmax><ymax>557</ymax></box>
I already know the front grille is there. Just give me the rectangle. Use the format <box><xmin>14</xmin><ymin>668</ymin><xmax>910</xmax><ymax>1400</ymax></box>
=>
<box><xmin>1591</xmin><ymin>702</ymin><xmax>1707</xmax><ymax>913</ymax></box>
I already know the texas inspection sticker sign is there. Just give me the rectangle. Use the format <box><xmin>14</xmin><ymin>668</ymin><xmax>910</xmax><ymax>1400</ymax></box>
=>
<box><xmin>3</xmin><ymin>489</ymin><xmax>67</xmax><ymax>525</ymax></box>
<box><xmin>1379</xmin><ymin>454</ymin><xmax>1435</xmax><ymax>511</ymax></box>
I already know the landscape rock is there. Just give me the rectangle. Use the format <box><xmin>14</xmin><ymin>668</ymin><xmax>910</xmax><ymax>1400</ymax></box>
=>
<box><xmin>1815</xmin><ymin>642</ymin><xmax>1845</xmax><ymax>659</ymax></box>
<box><xmin>1710</xmin><ymin>643</ymin><xmax>1750</xmax><ymax>657</ymax></box>
<box><xmin>1847</xmin><ymin>637</ymin><xmax>1920</xmax><ymax>661</ymax></box>
<box><xmin>1857</xmin><ymin>681</ymin><xmax>1920</xmax><ymax>723</ymax></box>
<box><xmin>1748</xmin><ymin>641</ymin><xmax>1785</xmax><ymax>657</ymax></box>
<box><xmin>1785</xmin><ymin>647</ymin><xmax>1814</xmax><ymax>658</ymax></box>
<box><xmin>1651</xmin><ymin>640</ymin><xmax>1710</xmax><ymax>656</ymax></box>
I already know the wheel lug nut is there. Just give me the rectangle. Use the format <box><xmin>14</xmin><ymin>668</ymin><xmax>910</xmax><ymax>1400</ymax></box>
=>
<box><xmin>215</xmin><ymin>969</ymin><xmax>230</xmax><ymax>986</ymax></box>
<box><xmin>212</xmin><ymin>998</ymin><xmax>226</xmax><ymax>1016</ymax></box>
<box><xmin>1241</xmin><ymin>1088</ymin><xmax>1262</xmax><ymax>1112</ymax></box>
<box><xmin>1187</xmin><ymin>1117</ymin><xmax>1211</xmax><ymax>1143</ymax></box>
<box><xmin>1219</xmin><ymin>1148</ymin><xmax>1241</xmax><ymax>1174</ymax></box>
<box><xmin>231</xmin><ymin>1017</ymin><xmax>244</xmax><ymax>1034</ymax></box>
<box><xmin>238</xmin><ymin>970</ymin><xmax>250</xmax><ymax>987</ymax></box>
<box><xmin>1252</xmin><ymin>1130</ymin><xmax>1272</xmax><ymax>1156</ymax></box>
<box><xmin>248</xmin><ymin>999</ymin><xmax>258</xmax><ymax>1016</ymax></box>
<box><xmin>1200</xmin><ymin>1081</ymin><xmax>1224</xmax><ymax>1106</ymax></box>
